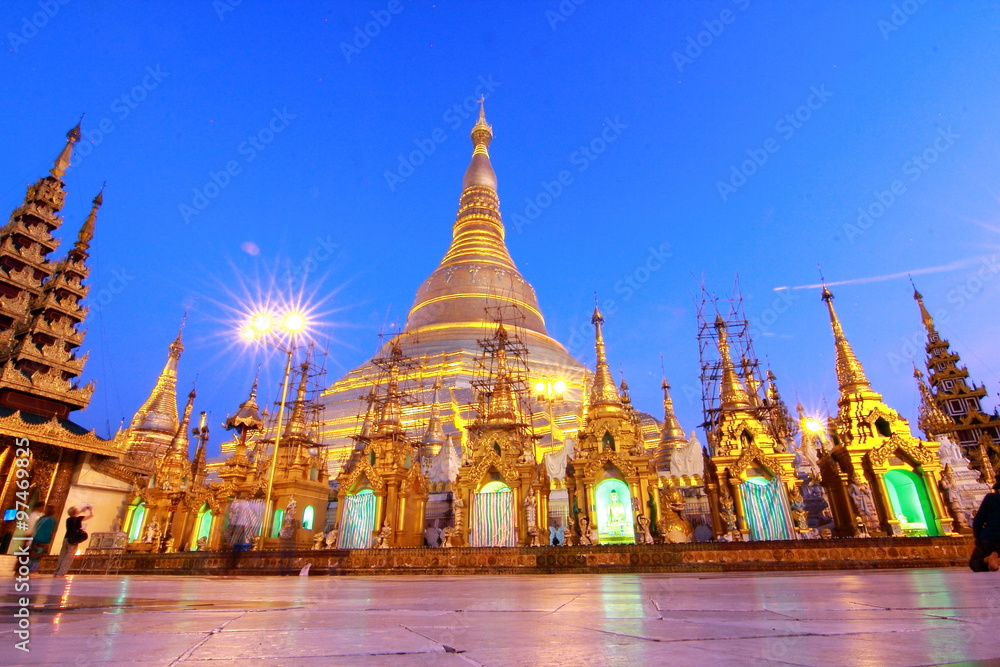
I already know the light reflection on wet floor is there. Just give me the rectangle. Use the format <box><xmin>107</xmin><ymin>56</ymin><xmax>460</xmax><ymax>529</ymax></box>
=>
<box><xmin>1</xmin><ymin>568</ymin><xmax>998</xmax><ymax>665</ymax></box>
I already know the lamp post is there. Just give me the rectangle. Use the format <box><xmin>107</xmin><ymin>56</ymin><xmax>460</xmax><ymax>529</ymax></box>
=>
<box><xmin>241</xmin><ymin>310</ymin><xmax>307</xmax><ymax>549</ymax></box>
<box><xmin>534</xmin><ymin>377</ymin><xmax>566</xmax><ymax>460</ymax></box>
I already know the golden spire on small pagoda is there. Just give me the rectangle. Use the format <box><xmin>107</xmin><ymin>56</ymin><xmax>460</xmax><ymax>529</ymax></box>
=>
<box><xmin>74</xmin><ymin>185</ymin><xmax>104</xmax><ymax>252</ymax></box>
<box><xmin>129</xmin><ymin>315</ymin><xmax>185</xmax><ymax>436</ymax></box>
<box><xmin>659</xmin><ymin>377</ymin><xmax>686</xmax><ymax>445</ymax></box>
<box><xmin>155</xmin><ymin>385</ymin><xmax>197</xmax><ymax>490</ymax></box>
<box><xmin>422</xmin><ymin>377</ymin><xmax>447</xmax><ymax>446</ymax></box>
<box><xmin>715</xmin><ymin>315</ymin><xmax>751</xmax><ymax>410</ymax></box>
<box><xmin>589</xmin><ymin>303</ymin><xmax>623</xmax><ymax>412</ymax></box>
<box><xmin>50</xmin><ymin>120</ymin><xmax>82</xmax><ymax>179</ymax></box>
<box><xmin>821</xmin><ymin>286</ymin><xmax>875</xmax><ymax>395</ymax></box>
<box><xmin>285</xmin><ymin>361</ymin><xmax>310</xmax><ymax>439</ymax></box>
<box><xmin>741</xmin><ymin>356</ymin><xmax>762</xmax><ymax>407</ymax></box>
<box><xmin>911</xmin><ymin>282</ymin><xmax>938</xmax><ymax>337</ymax></box>
<box><xmin>376</xmin><ymin>344</ymin><xmax>403</xmax><ymax>434</ymax></box>
<box><xmin>485</xmin><ymin>324</ymin><xmax>519</xmax><ymax>424</ymax></box>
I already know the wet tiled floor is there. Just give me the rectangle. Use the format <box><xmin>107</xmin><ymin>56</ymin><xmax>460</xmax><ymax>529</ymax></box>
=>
<box><xmin>2</xmin><ymin>568</ymin><xmax>998</xmax><ymax>665</ymax></box>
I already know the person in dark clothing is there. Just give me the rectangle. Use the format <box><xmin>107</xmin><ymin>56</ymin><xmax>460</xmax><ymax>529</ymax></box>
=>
<box><xmin>53</xmin><ymin>505</ymin><xmax>93</xmax><ymax>577</ymax></box>
<box><xmin>970</xmin><ymin>480</ymin><xmax>1000</xmax><ymax>572</ymax></box>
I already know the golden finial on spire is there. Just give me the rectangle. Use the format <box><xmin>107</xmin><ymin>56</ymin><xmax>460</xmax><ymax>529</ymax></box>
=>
<box><xmin>659</xmin><ymin>376</ymin><xmax>686</xmax><ymax>444</ymax></box>
<box><xmin>910</xmin><ymin>279</ymin><xmax>938</xmax><ymax>336</ymax></box>
<box><xmin>169</xmin><ymin>312</ymin><xmax>186</xmax><ymax>359</ymax></box>
<box><xmin>50</xmin><ymin>119</ymin><xmax>83</xmax><ymax>179</ymax></box>
<box><xmin>74</xmin><ymin>183</ymin><xmax>104</xmax><ymax>250</ymax></box>
<box><xmin>589</xmin><ymin>299</ymin><xmax>623</xmax><ymax>410</ymax></box>
<box><xmin>462</xmin><ymin>97</ymin><xmax>496</xmax><ymax>190</ymax></box>
<box><xmin>716</xmin><ymin>315</ymin><xmax>751</xmax><ymax>410</ymax></box>
<box><xmin>821</xmin><ymin>285</ymin><xmax>873</xmax><ymax>393</ymax></box>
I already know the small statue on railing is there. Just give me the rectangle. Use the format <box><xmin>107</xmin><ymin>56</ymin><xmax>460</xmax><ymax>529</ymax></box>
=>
<box><xmin>325</xmin><ymin>528</ymin><xmax>338</xmax><ymax>549</ymax></box>
<box><xmin>577</xmin><ymin>516</ymin><xmax>593</xmax><ymax>546</ymax></box>
<box><xmin>312</xmin><ymin>532</ymin><xmax>325</xmax><ymax>550</ymax></box>
<box><xmin>374</xmin><ymin>521</ymin><xmax>391</xmax><ymax>549</ymax></box>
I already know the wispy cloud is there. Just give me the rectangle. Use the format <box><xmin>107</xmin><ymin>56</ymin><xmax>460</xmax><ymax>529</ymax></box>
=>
<box><xmin>774</xmin><ymin>256</ymin><xmax>987</xmax><ymax>291</ymax></box>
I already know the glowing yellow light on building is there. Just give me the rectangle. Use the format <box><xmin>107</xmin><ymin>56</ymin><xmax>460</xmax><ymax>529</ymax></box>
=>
<box><xmin>534</xmin><ymin>381</ymin><xmax>545</xmax><ymax>393</ymax></box>
<box><xmin>804</xmin><ymin>419</ymin><xmax>823</xmax><ymax>433</ymax></box>
<box><xmin>283</xmin><ymin>312</ymin><xmax>306</xmax><ymax>332</ymax></box>
<box><xmin>252</xmin><ymin>314</ymin><xmax>272</xmax><ymax>332</ymax></box>
<box><xmin>553</xmin><ymin>380</ymin><xmax>566</xmax><ymax>395</ymax></box>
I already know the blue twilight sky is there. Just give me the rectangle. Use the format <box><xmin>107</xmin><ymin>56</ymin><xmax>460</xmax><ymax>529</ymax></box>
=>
<box><xmin>3</xmin><ymin>1</ymin><xmax>1000</xmax><ymax>455</ymax></box>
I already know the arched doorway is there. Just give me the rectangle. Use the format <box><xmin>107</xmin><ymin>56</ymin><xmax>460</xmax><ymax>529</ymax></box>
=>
<box><xmin>884</xmin><ymin>469</ymin><xmax>938</xmax><ymax>536</ymax></box>
<box><xmin>191</xmin><ymin>503</ymin><xmax>212</xmax><ymax>550</ymax></box>
<box><xmin>595</xmin><ymin>478</ymin><xmax>634</xmax><ymax>545</ymax></box>
<box><xmin>739</xmin><ymin>476</ymin><xmax>793</xmax><ymax>541</ymax></box>
<box><xmin>339</xmin><ymin>488</ymin><xmax>376</xmax><ymax>549</ymax></box>
<box><xmin>471</xmin><ymin>479</ymin><xmax>515</xmax><ymax>547</ymax></box>
<box><xmin>125</xmin><ymin>500</ymin><xmax>146</xmax><ymax>542</ymax></box>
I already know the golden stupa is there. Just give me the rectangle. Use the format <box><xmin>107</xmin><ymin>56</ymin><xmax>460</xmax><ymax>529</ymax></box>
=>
<box><xmin>318</xmin><ymin>104</ymin><xmax>592</xmax><ymax>473</ymax></box>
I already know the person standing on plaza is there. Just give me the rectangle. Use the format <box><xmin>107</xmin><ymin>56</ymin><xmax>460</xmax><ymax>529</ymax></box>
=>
<box><xmin>53</xmin><ymin>505</ymin><xmax>93</xmax><ymax>577</ymax></box>
<box><xmin>970</xmin><ymin>479</ymin><xmax>1000</xmax><ymax>572</ymax></box>
<box><xmin>27</xmin><ymin>505</ymin><xmax>57</xmax><ymax>573</ymax></box>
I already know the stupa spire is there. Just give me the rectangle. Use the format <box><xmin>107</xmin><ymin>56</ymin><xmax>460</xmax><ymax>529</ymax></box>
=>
<box><xmin>129</xmin><ymin>317</ymin><xmax>185</xmax><ymax>435</ymax></box>
<box><xmin>911</xmin><ymin>281</ymin><xmax>938</xmax><ymax>337</ymax></box>
<box><xmin>821</xmin><ymin>286</ymin><xmax>874</xmax><ymax>394</ymax></box>
<box><xmin>286</xmin><ymin>360</ymin><xmax>310</xmax><ymax>438</ymax></box>
<box><xmin>50</xmin><ymin>121</ymin><xmax>82</xmax><ymax>179</ymax></box>
<box><xmin>168</xmin><ymin>386</ymin><xmax>196</xmax><ymax>457</ymax></box>
<box><xmin>402</xmin><ymin>106</ymin><xmax>558</xmax><ymax>348</ymax></box>
<box><xmin>659</xmin><ymin>378</ymin><xmax>686</xmax><ymax>444</ymax></box>
<box><xmin>589</xmin><ymin>303</ymin><xmax>622</xmax><ymax>411</ymax></box>
<box><xmin>716</xmin><ymin>315</ymin><xmax>751</xmax><ymax>410</ymax></box>
<box><xmin>74</xmin><ymin>185</ymin><xmax>103</xmax><ymax>252</ymax></box>
<box><xmin>422</xmin><ymin>377</ymin><xmax>447</xmax><ymax>447</ymax></box>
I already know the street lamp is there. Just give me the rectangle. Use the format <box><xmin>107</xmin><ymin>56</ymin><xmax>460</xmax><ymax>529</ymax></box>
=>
<box><xmin>240</xmin><ymin>309</ymin><xmax>307</xmax><ymax>549</ymax></box>
<box><xmin>534</xmin><ymin>378</ymin><xmax>566</xmax><ymax>459</ymax></box>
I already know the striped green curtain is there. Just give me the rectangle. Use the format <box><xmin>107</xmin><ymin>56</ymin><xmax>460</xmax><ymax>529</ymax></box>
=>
<box><xmin>739</xmin><ymin>477</ymin><xmax>793</xmax><ymax>541</ymax></box>
<box><xmin>339</xmin><ymin>493</ymin><xmax>377</xmax><ymax>549</ymax></box>
<box><xmin>471</xmin><ymin>491</ymin><xmax>515</xmax><ymax>547</ymax></box>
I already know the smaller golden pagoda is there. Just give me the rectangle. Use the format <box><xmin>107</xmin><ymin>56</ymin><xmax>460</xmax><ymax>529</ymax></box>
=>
<box><xmin>262</xmin><ymin>361</ymin><xmax>331</xmax><ymax>549</ymax></box>
<box><xmin>565</xmin><ymin>306</ymin><xmax>659</xmax><ymax>545</ymax></box>
<box><xmin>122</xmin><ymin>387</ymin><xmax>215</xmax><ymax>552</ymax></box>
<box><xmin>335</xmin><ymin>343</ymin><xmax>427</xmax><ymax>548</ymax></box>
<box><xmin>705</xmin><ymin>316</ymin><xmax>799</xmax><ymax>541</ymax></box>
<box><xmin>818</xmin><ymin>287</ymin><xmax>953</xmax><ymax>537</ymax></box>
<box><xmin>452</xmin><ymin>317</ymin><xmax>547</xmax><ymax>547</ymax></box>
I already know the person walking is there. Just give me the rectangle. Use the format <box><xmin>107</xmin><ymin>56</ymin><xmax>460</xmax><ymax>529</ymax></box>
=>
<box><xmin>970</xmin><ymin>479</ymin><xmax>1000</xmax><ymax>572</ymax></box>
<box><xmin>27</xmin><ymin>505</ymin><xmax>57</xmax><ymax>573</ymax></box>
<box><xmin>53</xmin><ymin>505</ymin><xmax>93</xmax><ymax>577</ymax></box>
